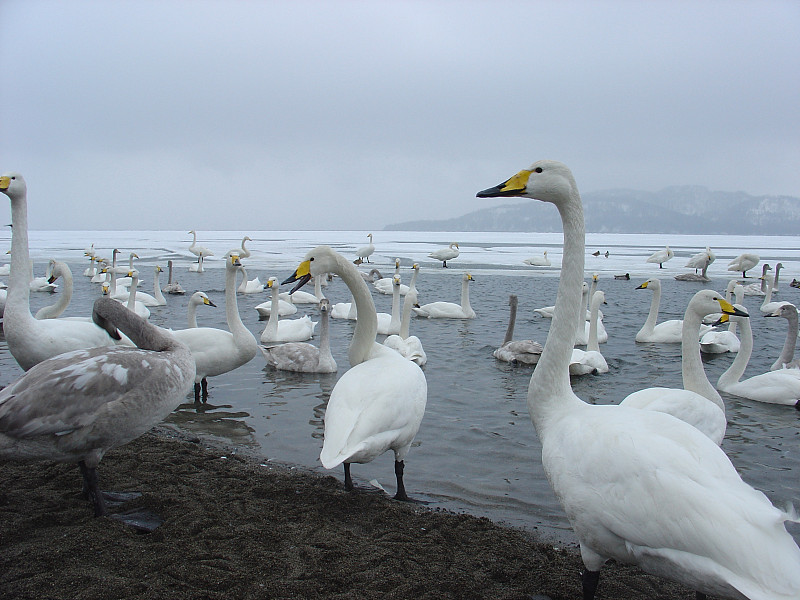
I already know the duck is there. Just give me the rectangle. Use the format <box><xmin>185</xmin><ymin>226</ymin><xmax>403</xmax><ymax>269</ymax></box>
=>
<box><xmin>700</xmin><ymin>284</ymin><xmax>744</xmax><ymax>354</ymax></box>
<box><xmin>635</xmin><ymin>278</ymin><xmax>712</xmax><ymax>343</ymax></box>
<box><xmin>477</xmin><ymin>159</ymin><xmax>800</xmax><ymax>599</ymax></box>
<box><xmin>260</xmin><ymin>277</ymin><xmax>316</xmax><ymax>344</ymax></box>
<box><xmin>428</xmin><ymin>242</ymin><xmax>459</xmax><ymax>268</ymax></box>
<box><xmin>523</xmin><ymin>251</ymin><xmax>551</xmax><ymax>267</ymax></box>
<box><xmin>384</xmin><ymin>290</ymin><xmax>427</xmax><ymax>366</ymax></box>
<box><xmin>171</xmin><ymin>254</ymin><xmax>258</xmax><ymax>402</ymax></box>
<box><xmin>768</xmin><ymin>303</ymin><xmax>800</xmax><ymax>371</ymax></box>
<box><xmin>260</xmin><ymin>299</ymin><xmax>337</xmax><ymax>373</ymax></box>
<box><xmin>493</xmin><ymin>294</ymin><xmax>542</xmax><ymax>365</ymax></box>
<box><xmin>376</xmin><ymin>275</ymin><xmax>402</xmax><ymax>335</ymax></box>
<box><xmin>355</xmin><ymin>233</ymin><xmax>375</xmax><ymax>263</ymax></box>
<box><xmin>186</xmin><ymin>291</ymin><xmax>216</xmax><ymax>327</ymax></box>
<box><xmin>646</xmin><ymin>245</ymin><xmax>674</xmax><ymax>268</ymax></box>
<box><xmin>0</xmin><ymin>173</ymin><xmax>121</xmax><ymax>371</ymax></box>
<box><xmin>412</xmin><ymin>272</ymin><xmax>475</xmax><ymax>319</ymax></box>
<box><xmin>569</xmin><ymin>290</ymin><xmax>608</xmax><ymax>375</ymax></box>
<box><xmin>613</xmin><ymin>272</ymin><xmax>630</xmax><ymax>280</ymax></box>
<box><xmin>163</xmin><ymin>259</ymin><xmax>185</xmax><ymax>294</ymax></box>
<box><xmin>283</xmin><ymin>245</ymin><xmax>426</xmax><ymax>500</ymax></box>
<box><xmin>717</xmin><ymin>306</ymin><xmax>800</xmax><ymax>406</ymax></box>
<box><xmin>0</xmin><ymin>296</ymin><xmax>194</xmax><ymax>529</ymax></box>
<box><xmin>727</xmin><ymin>252</ymin><xmax>760</xmax><ymax>277</ymax></box>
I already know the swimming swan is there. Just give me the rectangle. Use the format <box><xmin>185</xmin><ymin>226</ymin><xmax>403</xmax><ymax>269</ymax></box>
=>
<box><xmin>260</xmin><ymin>277</ymin><xmax>316</xmax><ymax>344</ymax></box>
<box><xmin>260</xmin><ymin>299</ymin><xmax>337</xmax><ymax>373</ymax></box>
<box><xmin>523</xmin><ymin>251</ymin><xmax>551</xmax><ymax>267</ymax></box>
<box><xmin>477</xmin><ymin>159</ymin><xmax>800</xmax><ymax>599</ymax></box>
<box><xmin>376</xmin><ymin>275</ymin><xmax>402</xmax><ymax>335</ymax></box>
<box><xmin>699</xmin><ymin>284</ymin><xmax>744</xmax><ymax>354</ymax></box>
<box><xmin>283</xmin><ymin>245</ymin><xmax>427</xmax><ymax>500</ymax></box>
<box><xmin>384</xmin><ymin>290</ymin><xmax>427</xmax><ymax>366</ymax></box>
<box><xmin>769</xmin><ymin>303</ymin><xmax>800</xmax><ymax>371</ymax></box>
<box><xmin>34</xmin><ymin>260</ymin><xmax>73</xmax><ymax>320</ymax></box>
<box><xmin>163</xmin><ymin>260</ymin><xmax>185</xmax><ymax>295</ymax></box>
<box><xmin>493</xmin><ymin>294</ymin><xmax>542</xmax><ymax>365</ymax></box>
<box><xmin>635</xmin><ymin>278</ymin><xmax>711</xmax><ymax>343</ymax></box>
<box><xmin>412</xmin><ymin>272</ymin><xmax>475</xmax><ymax>319</ymax></box>
<box><xmin>569</xmin><ymin>290</ymin><xmax>608</xmax><ymax>375</ymax></box>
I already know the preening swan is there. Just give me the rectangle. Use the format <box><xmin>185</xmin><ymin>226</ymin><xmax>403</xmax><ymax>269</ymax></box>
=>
<box><xmin>727</xmin><ymin>252</ymin><xmax>760</xmax><ymax>277</ymax></box>
<box><xmin>523</xmin><ymin>251</ymin><xmax>551</xmax><ymax>267</ymax></box>
<box><xmin>493</xmin><ymin>294</ymin><xmax>542</xmax><ymax>365</ymax></box>
<box><xmin>260</xmin><ymin>277</ymin><xmax>316</xmax><ymax>344</ymax></box>
<box><xmin>428</xmin><ymin>242</ymin><xmax>459</xmax><ymax>268</ymax></box>
<box><xmin>1</xmin><ymin>173</ymin><xmax>121</xmax><ymax>371</ymax></box>
<box><xmin>717</xmin><ymin>306</ymin><xmax>800</xmax><ymax>406</ymax></box>
<box><xmin>635</xmin><ymin>278</ymin><xmax>711</xmax><ymax>343</ymax></box>
<box><xmin>260</xmin><ymin>299</ymin><xmax>337</xmax><ymax>373</ymax></box>
<box><xmin>355</xmin><ymin>233</ymin><xmax>375</xmax><ymax>263</ymax></box>
<box><xmin>569</xmin><ymin>290</ymin><xmax>608</xmax><ymax>375</ymax></box>
<box><xmin>768</xmin><ymin>303</ymin><xmax>800</xmax><ymax>371</ymax></box>
<box><xmin>646</xmin><ymin>245</ymin><xmax>674</xmax><ymax>268</ymax></box>
<box><xmin>0</xmin><ymin>297</ymin><xmax>194</xmax><ymax>528</ymax></box>
<box><xmin>283</xmin><ymin>246</ymin><xmax>427</xmax><ymax>500</ymax></box>
<box><xmin>384</xmin><ymin>290</ymin><xmax>427</xmax><ymax>366</ymax></box>
<box><xmin>171</xmin><ymin>254</ymin><xmax>258</xmax><ymax>402</ymax></box>
<box><xmin>412</xmin><ymin>272</ymin><xmax>475</xmax><ymax>319</ymax></box>
<box><xmin>477</xmin><ymin>159</ymin><xmax>800</xmax><ymax>599</ymax></box>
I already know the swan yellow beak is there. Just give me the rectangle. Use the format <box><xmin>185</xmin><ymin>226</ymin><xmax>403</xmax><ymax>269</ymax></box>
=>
<box><xmin>204</xmin><ymin>297</ymin><xmax>217</xmax><ymax>307</ymax></box>
<box><xmin>0</xmin><ymin>176</ymin><xmax>10</xmax><ymax>191</ymax></box>
<box><xmin>283</xmin><ymin>259</ymin><xmax>312</xmax><ymax>294</ymax></box>
<box><xmin>636</xmin><ymin>281</ymin><xmax>650</xmax><ymax>289</ymax></box>
<box><xmin>718</xmin><ymin>298</ymin><xmax>748</xmax><ymax>318</ymax></box>
<box><xmin>476</xmin><ymin>169</ymin><xmax>532</xmax><ymax>198</ymax></box>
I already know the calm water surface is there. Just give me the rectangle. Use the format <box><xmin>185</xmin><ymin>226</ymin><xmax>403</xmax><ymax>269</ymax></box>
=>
<box><xmin>2</xmin><ymin>230</ymin><xmax>799</xmax><ymax>545</ymax></box>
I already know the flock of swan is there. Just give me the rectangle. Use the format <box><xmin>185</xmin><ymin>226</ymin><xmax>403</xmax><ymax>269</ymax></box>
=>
<box><xmin>2</xmin><ymin>167</ymin><xmax>800</xmax><ymax>597</ymax></box>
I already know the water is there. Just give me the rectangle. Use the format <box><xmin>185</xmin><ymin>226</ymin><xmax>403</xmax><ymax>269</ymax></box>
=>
<box><xmin>3</xmin><ymin>229</ymin><xmax>800</xmax><ymax>545</ymax></box>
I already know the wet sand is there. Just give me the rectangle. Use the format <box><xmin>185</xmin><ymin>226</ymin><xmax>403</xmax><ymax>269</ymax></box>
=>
<box><xmin>1</xmin><ymin>426</ymin><xmax>707</xmax><ymax>599</ymax></box>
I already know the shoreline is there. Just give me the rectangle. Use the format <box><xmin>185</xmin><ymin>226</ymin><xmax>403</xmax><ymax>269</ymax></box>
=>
<box><xmin>1</xmin><ymin>426</ymin><xmax>703</xmax><ymax>599</ymax></box>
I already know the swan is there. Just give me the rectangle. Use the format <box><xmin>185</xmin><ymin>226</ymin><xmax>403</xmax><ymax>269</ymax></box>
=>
<box><xmin>374</xmin><ymin>258</ymin><xmax>409</xmax><ymax>295</ymax></box>
<box><xmin>376</xmin><ymin>275</ymin><xmax>402</xmax><ymax>335</ymax></box>
<box><xmin>493</xmin><ymin>294</ymin><xmax>542</xmax><ymax>365</ymax></box>
<box><xmin>523</xmin><ymin>251</ymin><xmax>551</xmax><ymax>267</ymax></box>
<box><xmin>237</xmin><ymin>265</ymin><xmax>263</xmax><ymax>294</ymax></box>
<box><xmin>477</xmin><ymin>159</ymin><xmax>800</xmax><ymax>599</ymax></box>
<box><xmin>727</xmin><ymin>252</ymin><xmax>760</xmax><ymax>277</ymax></box>
<box><xmin>428</xmin><ymin>242</ymin><xmax>459</xmax><ymax>268</ymax></box>
<box><xmin>280</xmin><ymin>275</ymin><xmax>325</xmax><ymax>304</ymax></box>
<box><xmin>91</xmin><ymin>260</ymin><xmax>108</xmax><ymax>283</ymax></box>
<box><xmin>355</xmin><ymin>233</ymin><xmax>375</xmax><ymax>263</ymax></box>
<box><xmin>635</xmin><ymin>278</ymin><xmax>711</xmax><ymax>343</ymax></box>
<box><xmin>34</xmin><ymin>260</ymin><xmax>73</xmax><ymax>320</ymax></box>
<box><xmin>171</xmin><ymin>254</ymin><xmax>258</xmax><ymax>402</ymax></box>
<box><xmin>163</xmin><ymin>259</ymin><xmax>185</xmax><ymax>294</ymax></box>
<box><xmin>188</xmin><ymin>254</ymin><xmax>205</xmax><ymax>273</ymax></box>
<box><xmin>646</xmin><ymin>245</ymin><xmax>674</xmax><ymax>268</ymax></box>
<box><xmin>117</xmin><ymin>270</ymin><xmax>150</xmax><ymax>319</ymax></box>
<box><xmin>188</xmin><ymin>229</ymin><xmax>214</xmax><ymax>259</ymax></box>
<box><xmin>384</xmin><ymin>290</ymin><xmax>427</xmax><ymax>366</ymax></box>
<box><xmin>108</xmin><ymin>265</ymin><xmax>162</xmax><ymax>307</ymax></box>
<box><xmin>150</xmin><ymin>265</ymin><xmax>167</xmax><ymax>306</ymax></box>
<box><xmin>700</xmin><ymin>284</ymin><xmax>744</xmax><ymax>354</ymax></box>
<box><xmin>412</xmin><ymin>272</ymin><xmax>475</xmax><ymax>319</ymax></box>
<box><xmin>685</xmin><ymin>246</ymin><xmax>715</xmax><ymax>273</ymax></box>
<box><xmin>330</xmin><ymin>293</ymin><xmax>358</xmax><ymax>320</ymax></box>
<box><xmin>83</xmin><ymin>254</ymin><xmax>98</xmax><ymax>278</ymax></box>
<box><xmin>0</xmin><ymin>173</ymin><xmax>122</xmax><ymax>371</ymax></box>
<box><xmin>621</xmin><ymin>289</ymin><xmax>746</xmax><ymax>445</ymax></box>
<box><xmin>227</xmin><ymin>235</ymin><xmax>252</xmax><ymax>259</ymax></box>
<box><xmin>741</xmin><ymin>263</ymin><xmax>772</xmax><ymax>296</ymax></box>
<box><xmin>29</xmin><ymin>261</ymin><xmax>57</xmax><ymax>293</ymax></box>
<box><xmin>260</xmin><ymin>277</ymin><xmax>316</xmax><ymax>344</ymax></box>
<box><xmin>569</xmin><ymin>290</ymin><xmax>608</xmax><ymax>375</ymax></box>
<box><xmin>283</xmin><ymin>245</ymin><xmax>427</xmax><ymax>500</ymax></box>
<box><xmin>759</xmin><ymin>275</ymin><xmax>792</xmax><ymax>315</ymax></box>
<box><xmin>768</xmin><ymin>303</ymin><xmax>800</xmax><ymax>371</ymax></box>
<box><xmin>254</xmin><ymin>293</ymin><xmax>298</xmax><ymax>317</ymax></box>
<box><xmin>260</xmin><ymin>299</ymin><xmax>337</xmax><ymax>373</ymax></box>
<box><xmin>186</xmin><ymin>291</ymin><xmax>216</xmax><ymax>327</ymax></box>
<box><xmin>360</xmin><ymin>267</ymin><xmax>382</xmax><ymax>283</ymax></box>
<box><xmin>537</xmin><ymin>280</ymin><xmax>599</xmax><ymax>322</ymax></box>
<box><xmin>717</xmin><ymin>306</ymin><xmax>800</xmax><ymax>406</ymax></box>
<box><xmin>0</xmin><ymin>297</ymin><xmax>194</xmax><ymax>528</ymax></box>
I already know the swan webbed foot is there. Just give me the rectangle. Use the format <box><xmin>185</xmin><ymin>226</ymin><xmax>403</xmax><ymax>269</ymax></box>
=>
<box><xmin>110</xmin><ymin>508</ymin><xmax>164</xmax><ymax>532</ymax></box>
<box><xmin>343</xmin><ymin>463</ymin><xmax>354</xmax><ymax>491</ymax></box>
<box><xmin>581</xmin><ymin>569</ymin><xmax>600</xmax><ymax>600</ymax></box>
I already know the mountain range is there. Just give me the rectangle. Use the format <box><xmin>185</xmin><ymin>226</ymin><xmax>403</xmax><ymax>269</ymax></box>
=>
<box><xmin>385</xmin><ymin>186</ymin><xmax>800</xmax><ymax>235</ymax></box>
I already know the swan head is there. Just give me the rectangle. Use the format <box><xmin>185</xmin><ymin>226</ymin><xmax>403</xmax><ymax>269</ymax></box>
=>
<box><xmin>265</xmin><ymin>276</ymin><xmax>278</xmax><ymax>290</ymax></box>
<box><xmin>0</xmin><ymin>172</ymin><xmax>26</xmax><ymax>200</ymax></box>
<box><xmin>393</xmin><ymin>275</ymin><xmax>401</xmax><ymax>286</ymax></box>
<box><xmin>691</xmin><ymin>289</ymin><xmax>748</xmax><ymax>321</ymax></box>
<box><xmin>766</xmin><ymin>303</ymin><xmax>797</xmax><ymax>320</ymax></box>
<box><xmin>476</xmin><ymin>160</ymin><xmax>577</xmax><ymax>205</ymax></box>
<box><xmin>636</xmin><ymin>278</ymin><xmax>661</xmax><ymax>291</ymax></box>
<box><xmin>463</xmin><ymin>273</ymin><xmax>474</xmax><ymax>282</ymax></box>
<box><xmin>191</xmin><ymin>291</ymin><xmax>216</xmax><ymax>308</ymax></box>
<box><xmin>508</xmin><ymin>294</ymin><xmax>518</xmax><ymax>308</ymax></box>
<box><xmin>283</xmin><ymin>245</ymin><xmax>340</xmax><ymax>294</ymax></box>
<box><xmin>319</xmin><ymin>298</ymin><xmax>330</xmax><ymax>313</ymax></box>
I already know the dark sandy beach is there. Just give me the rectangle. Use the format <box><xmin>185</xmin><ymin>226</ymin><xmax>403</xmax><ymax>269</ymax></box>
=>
<box><xmin>1</xmin><ymin>425</ymin><xmax>709</xmax><ymax>599</ymax></box>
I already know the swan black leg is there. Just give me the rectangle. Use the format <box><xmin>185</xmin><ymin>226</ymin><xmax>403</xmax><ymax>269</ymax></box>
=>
<box><xmin>582</xmin><ymin>569</ymin><xmax>600</xmax><ymax>600</ymax></box>
<box><xmin>393</xmin><ymin>460</ymin><xmax>412</xmax><ymax>501</ymax></box>
<box><xmin>194</xmin><ymin>382</ymin><xmax>201</xmax><ymax>403</ymax></box>
<box><xmin>343</xmin><ymin>463</ymin><xmax>354</xmax><ymax>491</ymax></box>
<box><xmin>442</xmin><ymin>261</ymin><xmax>448</xmax><ymax>268</ymax></box>
<box><xmin>201</xmin><ymin>377</ymin><xmax>209</xmax><ymax>401</ymax></box>
<box><xmin>79</xmin><ymin>461</ymin><xmax>108</xmax><ymax>517</ymax></box>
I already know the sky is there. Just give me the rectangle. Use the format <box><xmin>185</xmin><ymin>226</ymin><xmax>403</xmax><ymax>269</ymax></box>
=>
<box><xmin>1</xmin><ymin>0</ymin><xmax>798</xmax><ymax>232</ymax></box>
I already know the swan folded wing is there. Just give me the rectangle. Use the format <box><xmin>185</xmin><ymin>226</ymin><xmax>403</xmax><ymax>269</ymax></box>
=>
<box><xmin>546</xmin><ymin>407</ymin><xmax>800</xmax><ymax>595</ymax></box>
<box><xmin>727</xmin><ymin>371</ymin><xmax>800</xmax><ymax>405</ymax></box>
<box><xmin>262</xmin><ymin>343</ymin><xmax>318</xmax><ymax>370</ymax></box>
<box><xmin>0</xmin><ymin>347</ymin><xmax>177</xmax><ymax>439</ymax></box>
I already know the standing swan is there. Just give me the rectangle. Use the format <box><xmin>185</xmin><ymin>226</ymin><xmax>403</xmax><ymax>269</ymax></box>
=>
<box><xmin>428</xmin><ymin>242</ymin><xmax>459</xmax><ymax>268</ymax></box>
<box><xmin>477</xmin><ymin>160</ymin><xmax>800</xmax><ymax>599</ymax></box>
<box><xmin>727</xmin><ymin>252</ymin><xmax>760</xmax><ymax>277</ymax></box>
<box><xmin>646</xmin><ymin>245</ymin><xmax>674</xmax><ymax>268</ymax></box>
<box><xmin>1</xmin><ymin>173</ymin><xmax>120</xmax><ymax>371</ymax></box>
<box><xmin>355</xmin><ymin>233</ymin><xmax>375</xmax><ymax>263</ymax></box>
<box><xmin>171</xmin><ymin>254</ymin><xmax>258</xmax><ymax>402</ymax></box>
<box><xmin>283</xmin><ymin>246</ymin><xmax>427</xmax><ymax>500</ymax></box>
<box><xmin>0</xmin><ymin>297</ymin><xmax>194</xmax><ymax>528</ymax></box>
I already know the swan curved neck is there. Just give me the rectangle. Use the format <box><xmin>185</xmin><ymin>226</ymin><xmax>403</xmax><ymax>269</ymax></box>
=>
<box><xmin>643</xmin><ymin>284</ymin><xmax>661</xmax><ymax>333</ymax></box>
<box><xmin>772</xmin><ymin>311</ymin><xmax>798</xmax><ymax>369</ymax></box>
<box><xmin>503</xmin><ymin>299</ymin><xmax>517</xmax><ymax>345</ymax></box>
<box><xmin>36</xmin><ymin>267</ymin><xmax>72</xmax><ymax>319</ymax></box>
<box><xmin>332</xmin><ymin>252</ymin><xmax>377</xmax><ymax>366</ymax></box>
<box><xmin>188</xmin><ymin>300</ymin><xmax>199</xmax><ymax>328</ymax></box>
<box><xmin>225</xmin><ymin>265</ymin><xmax>247</xmax><ymax>336</ymax></box>
<box><xmin>681</xmin><ymin>308</ymin><xmax>723</xmax><ymax>409</ymax></box>
<box><xmin>719</xmin><ymin>318</ymin><xmax>752</xmax><ymax>388</ymax></box>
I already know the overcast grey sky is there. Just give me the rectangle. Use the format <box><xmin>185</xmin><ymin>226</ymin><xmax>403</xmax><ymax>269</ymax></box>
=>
<box><xmin>1</xmin><ymin>0</ymin><xmax>798</xmax><ymax>231</ymax></box>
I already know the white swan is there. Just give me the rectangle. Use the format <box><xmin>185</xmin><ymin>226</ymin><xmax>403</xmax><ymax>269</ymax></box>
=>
<box><xmin>227</xmin><ymin>235</ymin><xmax>252</xmax><ymax>259</ymax></box>
<box><xmin>412</xmin><ymin>272</ymin><xmax>475</xmax><ymax>319</ymax></box>
<box><xmin>0</xmin><ymin>297</ymin><xmax>194</xmax><ymax>527</ymax></box>
<box><xmin>283</xmin><ymin>246</ymin><xmax>427</xmax><ymax>500</ymax></box>
<box><xmin>117</xmin><ymin>270</ymin><xmax>150</xmax><ymax>319</ymax></box>
<box><xmin>163</xmin><ymin>260</ymin><xmax>185</xmax><ymax>295</ymax></box>
<box><xmin>727</xmin><ymin>252</ymin><xmax>760</xmax><ymax>277</ymax></box>
<box><xmin>374</xmin><ymin>258</ymin><xmax>409</xmax><ymax>295</ymax></box>
<box><xmin>0</xmin><ymin>173</ymin><xmax>121</xmax><ymax>371</ymax></box>
<box><xmin>700</xmin><ymin>284</ymin><xmax>744</xmax><ymax>354</ymax></box>
<box><xmin>772</xmin><ymin>261</ymin><xmax>784</xmax><ymax>293</ymax></box>
<box><xmin>171</xmin><ymin>254</ymin><xmax>258</xmax><ymax>402</ymax></box>
<box><xmin>768</xmin><ymin>303</ymin><xmax>800</xmax><ymax>371</ymax></box>
<box><xmin>685</xmin><ymin>246</ymin><xmax>715</xmax><ymax>273</ymax></box>
<box><xmin>384</xmin><ymin>290</ymin><xmax>427</xmax><ymax>366</ymax></box>
<box><xmin>260</xmin><ymin>277</ymin><xmax>316</xmax><ymax>344</ymax></box>
<box><xmin>355</xmin><ymin>233</ymin><xmax>375</xmax><ymax>263</ymax></box>
<box><xmin>188</xmin><ymin>229</ymin><xmax>214</xmax><ymax>259</ymax></box>
<box><xmin>150</xmin><ymin>265</ymin><xmax>167</xmax><ymax>306</ymax></box>
<box><xmin>188</xmin><ymin>254</ymin><xmax>205</xmax><ymax>273</ymax></box>
<box><xmin>493</xmin><ymin>294</ymin><xmax>542</xmax><ymax>365</ymax></box>
<box><xmin>186</xmin><ymin>291</ymin><xmax>216</xmax><ymax>327</ymax></box>
<box><xmin>759</xmin><ymin>275</ymin><xmax>792</xmax><ymax>315</ymax></box>
<box><xmin>260</xmin><ymin>299</ymin><xmax>337</xmax><ymax>373</ymax></box>
<box><xmin>83</xmin><ymin>254</ymin><xmax>98</xmax><ymax>278</ymax></box>
<box><xmin>717</xmin><ymin>306</ymin><xmax>800</xmax><ymax>406</ymax></box>
<box><xmin>237</xmin><ymin>265</ymin><xmax>263</xmax><ymax>294</ymax></box>
<box><xmin>574</xmin><ymin>281</ymin><xmax>607</xmax><ymax>346</ymax></box>
<box><xmin>254</xmin><ymin>293</ymin><xmax>298</xmax><ymax>317</ymax></box>
<box><xmin>376</xmin><ymin>275</ymin><xmax>402</xmax><ymax>335</ymax></box>
<box><xmin>108</xmin><ymin>264</ymin><xmax>161</xmax><ymax>307</ymax></box>
<box><xmin>428</xmin><ymin>242</ymin><xmax>459</xmax><ymax>268</ymax></box>
<box><xmin>635</xmin><ymin>278</ymin><xmax>711</xmax><ymax>343</ymax></box>
<box><xmin>477</xmin><ymin>159</ymin><xmax>800</xmax><ymax>598</ymax></box>
<box><xmin>523</xmin><ymin>251</ymin><xmax>551</xmax><ymax>267</ymax></box>
<box><xmin>740</xmin><ymin>263</ymin><xmax>771</xmax><ymax>296</ymax></box>
<box><xmin>29</xmin><ymin>261</ymin><xmax>57</xmax><ymax>293</ymax></box>
<box><xmin>646</xmin><ymin>245</ymin><xmax>674</xmax><ymax>268</ymax></box>
<box><xmin>34</xmin><ymin>260</ymin><xmax>73</xmax><ymax>320</ymax></box>
<box><xmin>569</xmin><ymin>290</ymin><xmax>608</xmax><ymax>375</ymax></box>
<box><xmin>280</xmin><ymin>275</ymin><xmax>325</xmax><ymax>304</ymax></box>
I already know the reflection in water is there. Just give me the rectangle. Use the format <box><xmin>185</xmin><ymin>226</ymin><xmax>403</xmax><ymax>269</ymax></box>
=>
<box><xmin>167</xmin><ymin>402</ymin><xmax>257</xmax><ymax>446</ymax></box>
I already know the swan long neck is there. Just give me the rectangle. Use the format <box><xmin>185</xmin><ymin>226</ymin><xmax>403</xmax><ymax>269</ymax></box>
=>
<box><xmin>502</xmin><ymin>297</ymin><xmax>518</xmax><ymax>345</ymax></box>
<box><xmin>333</xmin><ymin>252</ymin><xmax>377</xmax><ymax>367</ymax></box>
<box><xmin>389</xmin><ymin>282</ymin><xmax>401</xmax><ymax>330</ymax></box>
<box><xmin>587</xmin><ymin>293</ymin><xmax>601</xmax><ymax>353</ymax></box>
<box><xmin>529</xmin><ymin>194</ymin><xmax>585</xmax><ymax>433</ymax></box>
<box><xmin>718</xmin><ymin>318</ymin><xmax>752</xmax><ymax>388</ymax></box>
<box><xmin>187</xmin><ymin>299</ymin><xmax>199</xmax><ymax>328</ymax></box>
<box><xmin>168</xmin><ymin>260</ymin><xmax>175</xmax><ymax>284</ymax></box>
<box><xmin>238</xmin><ymin>266</ymin><xmax>249</xmax><ymax>292</ymax></box>
<box><xmin>681</xmin><ymin>304</ymin><xmax>724</xmax><ymax>410</ymax></box>
<box><xmin>35</xmin><ymin>264</ymin><xmax>72</xmax><ymax>319</ymax></box>
<box><xmin>399</xmin><ymin>292</ymin><xmax>415</xmax><ymax>339</ymax></box>
<box><xmin>318</xmin><ymin>306</ymin><xmax>331</xmax><ymax>356</ymax></box>
<box><xmin>153</xmin><ymin>268</ymin><xmax>166</xmax><ymax>304</ymax></box>
<box><xmin>314</xmin><ymin>276</ymin><xmax>324</xmax><ymax>300</ymax></box>
<box><xmin>225</xmin><ymin>264</ymin><xmax>248</xmax><ymax>338</ymax></box>
<box><xmin>265</xmin><ymin>282</ymin><xmax>280</xmax><ymax>338</ymax></box>
<box><xmin>7</xmin><ymin>187</ymin><xmax>33</xmax><ymax>323</ymax></box>
<box><xmin>643</xmin><ymin>283</ymin><xmax>661</xmax><ymax>333</ymax></box>
<box><xmin>460</xmin><ymin>277</ymin><xmax>472</xmax><ymax>313</ymax></box>
<box><xmin>126</xmin><ymin>275</ymin><xmax>139</xmax><ymax>309</ymax></box>
<box><xmin>761</xmin><ymin>278</ymin><xmax>774</xmax><ymax>305</ymax></box>
<box><xmin>772</xmin><ymin>310</ymin><xmax>798</xmax><ymax>370</ymax></box>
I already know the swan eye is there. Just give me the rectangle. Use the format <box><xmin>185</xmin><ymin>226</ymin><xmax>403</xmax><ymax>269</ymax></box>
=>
<box><xmin>534</xmin><ymin>167</ymin><xmax>543</xmax><ymax>173</ymax></box>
